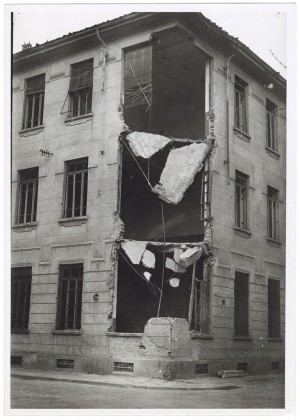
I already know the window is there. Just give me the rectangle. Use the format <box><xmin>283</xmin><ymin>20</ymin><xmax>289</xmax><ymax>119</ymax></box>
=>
<box><xmin>268</xmin><ymin>279</ymin><xmax>280</xmax><ymax>338</ymax></box>
<box><xmin>63</xmin><ymin>158</ymin><xmax>88</xmax><ymax>219</ymax></box>
<box><xmin>234</xmin><ymin>76</ymin><xmax>248</xmax><ymax>133</ymax></box>
<box><xmin>200</xmin><ymin>169</ymin><xmax>209</xmax><ymax>220</ymax></box>
<box><xmin>267</xmin><ymin>186</ymin><xmax>279</xmax><ymax>240</ymax></box>
<box><xmin>266</xmin><ymin>99</ymin><xmax>278</xmax><ymax>151</ymax></box>
<box><xmin>23</xmin><ymin>74</ymin><xmax>45</xmax><ymax>129</ymax></box>
<box><xmin>234</xmin><ymin>271</ymin><xmax>249</xmax><ymax>336</ymax></box>
<box><xmin>16</xmin><ymin>167</ymin><xmax>39</xmax><ymax>224</ymax></box>
<box><xmin>190</xmin><ymin>261</ymin><xmax>209</xmax><ymax>334</ymax></box>
<box><xmin>235</xmin><ymin>171</ymin><xmax>248</xmax><ymax>230</ymax></box>
<box><xmin>11</xmin><ymin>267</ymin><xmax>32</xmax><ymax>332</ymax></box>
<box><xmin>56</xmin><ymin>264</ymin><xmax>83</xmax><ymax>330</ymax></box>
<box><xmin>68</xmin><ymin>59</ymin><xmax>93</xmax><ymax>118</ymax></box>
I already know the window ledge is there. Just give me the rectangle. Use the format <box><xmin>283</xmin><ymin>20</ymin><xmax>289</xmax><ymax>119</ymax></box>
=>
<box><xmin>12</xmin><ymin>223</ymin><xmax>37</xmax><ymax>231</ymax></box>
<box><xmin>265</xmin><ymin>147</ymin><xmax>280</xmax><ymax>160</ymax></box>
<box><xmin>19</xmin><ymin>125</ymin><xmax>44</xmax><ymax>136</ymax></box>
<box><xmin>233</xmin><ymin>127</ymin><xmax>251</xmax><ymax>141</ymax></box>
<box><xmin>190</xmin><ymin>333</ymin><xmax>213</xmax><ymax>340</ymax></box>
<box><xmin>65</xmin><ymin>113</ymin><xmax>93</xmax><ymax>125</ymax></box>
<box><xmin>58</xmin><ymin>217</ymin><xmax>88</xmax><ymax>227</ymax></box>
<box><xmin>107</xmin><ymin>332</ymin><xmax>143</xmax><ymax>337</ymax></box>
<box><xmin>233</xmin><ymin>336</ymin><xmax>252</xmax><ymax>341</ymax></box>
<box><xmin>52</xmin><ymin>329</ymin><xmax>83</xmax><ymax>336</ymax></box>
<box><xmin>267</xmin><ymin>237</ymin><xmax>282</xmax><ymax>247</ymax></box>
<box><xmin>268</xmin><ymin>337</ymin><xmax>283</xmax><ymax>342</ymax></box>
<box><xmin>11</xmin><ymin>329</ymin><xmax>30</xmax><ymax>334</ymax></box>
<box><xmin>234</xmin><ymin>226</ymin><xmax>252</xmax><ymax>238</ymax></box>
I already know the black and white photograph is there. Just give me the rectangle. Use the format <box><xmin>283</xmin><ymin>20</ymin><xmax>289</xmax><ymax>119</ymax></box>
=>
<box><xmin>4</xmin><ymin>1</ymin><xmax>297</xmax><ymax>415</ymax></box>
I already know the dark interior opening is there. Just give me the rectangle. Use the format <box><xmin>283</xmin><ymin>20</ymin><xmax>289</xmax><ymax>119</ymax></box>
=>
<box><xmin>116</xmin><ymin>248</ymin><xmax>204</xmax><ymax>333</ymax></box>
<box><xmin>120</xmin><ymin>140</ymin><xmax>205</xmax><ymax>242</ymax></box>
<box><xmin>124</xmin><ymin>27</ymin><xmax>207</xmax><ymax>138</ymax></box>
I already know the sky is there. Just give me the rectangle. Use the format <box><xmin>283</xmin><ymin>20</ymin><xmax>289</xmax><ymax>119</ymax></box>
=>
<box><xmin>10</xmin><ymin>3</ymin><xmax>289</xmax><ymax>78</ymax></box>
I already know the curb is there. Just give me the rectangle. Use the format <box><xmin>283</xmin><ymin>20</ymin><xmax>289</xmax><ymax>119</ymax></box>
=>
<box><xmin>11</xmin><ymin>373</ymin><xmax>242</xmax><ymax>391</ymax></box>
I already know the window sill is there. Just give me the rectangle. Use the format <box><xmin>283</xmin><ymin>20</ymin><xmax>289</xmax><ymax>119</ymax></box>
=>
<box><xmin>58</xmin><ymin>217</ymin><xmax>88</xmax><ymax>227</ymax></box>
<box><xmin>267</xmin><ymin>237</ymin><xmax>282</xmax><ymax>247</ymax></box>
<box><xmin>11</xmin><ymin>329</ymin><xmax>29</xmax><ymax>334</ymax></box>
<box><xmin>234</xmin><ymin>226</ymin><xmax>252</xmax><ymax>238</ymax></box>
<box><xmin>190</xmin><ymin>333</ymin><xmax>213</xmax><ymax>340</ymax></box>
<box><xmin>233</xmin><ymin>127</ymin><xmax>251</xmax><ymax>141</ymax></box>
<box><xmin>268</xmin><ymin>337</ymin><xmax>283</xmax><ymax>342</ymax></box>
<box><xmin>265</xmin><ymin>147</ymin><xmax>280</xmax><ymax>160</ymax></box>
<box><xmin>233</xmin><ymin>336</ymin><xmax>252</xmax><ymax>341</ymax></box>
<box><xmin>52</xmin><ymin>329</ymin><xmax>83</xmax><ymax>336</ymax></box>
<box><xmin>19</xmin><ymin>125</ymin><xmax>44</xmax><ymax>136</ymax></box>
<box><xmin>107</xmin><ymin>332</ymin><xmax>143</xmax><ymax>337</ymax></box>
<box><xmin>65</xmin><ymin>113</ymin><xmax>93</xmax><ymax>125</ymax></box>
<box><xmin>12</xmin><ymin>223</ymin><xmax>37</xmax><ymax>231</ymax></box>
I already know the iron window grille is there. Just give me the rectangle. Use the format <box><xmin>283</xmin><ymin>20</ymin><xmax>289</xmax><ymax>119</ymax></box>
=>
<box><xmin>11</xmin><ymin>356</ymin><xmax>23</xmax><ymax>366</ymax></box>
<box><xmin>237</xmin><ymin>363</ymin><xmax>248</xmax><ymax>372</ymax></box>
<box><xmin>266</xmin><ymin>99</ymin><xmax>278</xmax><ymax>151</ymax></box>
<box><xmin>234</xmin><ymin>271</ymin><xmax>249</xmax><ymax>337</ymax></box>
<box><xmin>11</xmin><ymin>267</ymin><xmax>32</xmax><ymax>332</ymax></box>
<box><xmin>268</xmin><ymin>278</ymin><xmax>281</xmax><ymax>338</ymax></box>
<box><xmin>68</xmin><ymin>59</ymin><xmax>93</xmax><ymax>118</ymax></box>
<box><xmin>235</xmin><ymin>171</ymin><xmax>248</xmax><ymax>230</ymax></box>
<box><xmin>56</xmin><ymin>264</ymin><xmax>83</xmax><ymax>331</ymax></box>
<box><xmin>114</xmin><ymin>362</ymin><xmax>134</xmax><ymax>373</ymax></box>
<box><xmin>57</xmin><ymin>359</ymin><xmax>74</xmax><ymax>369</ymax></box>
<box><xmin>234</xmin><ymin>76</ymin><xmax>248</xmax><ymax>133</ymax></box>
<box><xmin>267</xmin><ymin>186</ymin><xmax>279</xmax><ymax>240</ymax></box>
<box><xmin>23</xmin><ymin>74</ymin><xmax>45</xmax><ymax>129</ymax></box>
<box><xmin>200</xmin><ymin>170</ymin><xmax>210</xmax><ymax>221</ymax></box>
<box><xmin>271</xmin><ymin>361</ymin><xmax>280</xmax><ymax>371</ymax></box>
<box><xmin>16</xmin><ymin>167</ymin><xmax>39</xmax><ymax>225</ymax></box>
<box><xmin>195</xmin><ymin>364</ymin><xmax>208</xmax><ymax>374</ymax></box>
<box><xmin>63</xmin><ymin>158</ymin><xmax>88</xmax><ymax>219</ymax></box>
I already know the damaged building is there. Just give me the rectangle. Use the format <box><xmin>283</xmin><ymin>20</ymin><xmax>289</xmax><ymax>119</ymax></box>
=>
<box><xmin>11</xmin><ymin>12</ymin><xmax>286</xmax><ymax>378</ymax></box>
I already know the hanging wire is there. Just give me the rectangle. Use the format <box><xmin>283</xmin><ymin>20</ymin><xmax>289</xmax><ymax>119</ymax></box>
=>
<box><xmin>126</xmin><ymin>57</ymin><xmax>151</xmax><ymax>108</ymax></box>
<box><xmin>157</xmin><ymin>201</ymin><xmax>166</xmax><ymax>317</ymax></box>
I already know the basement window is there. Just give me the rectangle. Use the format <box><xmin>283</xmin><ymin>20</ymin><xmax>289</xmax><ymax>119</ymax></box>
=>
<box><xmin>11</xmin><ymin>356</ymin><xmax>23</xmax><ymax>366</ymax></box>
<box><xmin>195</xmin><ymin>364</ymin><xmax>208</xmax><ymax>374</ymax></box>
<box><xmin>114</xmin><ymin>362</ymin><xmax>134</xmax><ymax>373</ymax></box>
<box><xmin>237</xmin><ymin>363</ymin><xmax>248</xmax><ymax>373</ymax></box>
<box><xmin>271</xmin><ymin>361</ymin><xmax>280</xmax><ymax>371</ymax></box>
<box><xmin>57</xmin><ymin>359</ymin><xmax>74</xmax><ymax>369</ymax></box>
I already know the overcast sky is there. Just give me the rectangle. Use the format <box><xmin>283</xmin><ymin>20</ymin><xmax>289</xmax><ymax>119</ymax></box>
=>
<box><xmin>10</xmin><ymin>3</ymin><xmax>289</xmax><ymax>78</ymax></box>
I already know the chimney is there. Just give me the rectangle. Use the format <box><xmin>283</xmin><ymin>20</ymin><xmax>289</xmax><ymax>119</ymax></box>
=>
<box><xmin>22</xmin><ymin>42</ymin><xmax>32</xmax><ymax>51</ymax></box>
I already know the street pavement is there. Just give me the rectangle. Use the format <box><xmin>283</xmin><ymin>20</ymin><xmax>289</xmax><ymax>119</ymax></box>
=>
<box><xmin>10</xmin><ymin>368</ymin><xmax>285</xmax><ymax>410</ymax></box>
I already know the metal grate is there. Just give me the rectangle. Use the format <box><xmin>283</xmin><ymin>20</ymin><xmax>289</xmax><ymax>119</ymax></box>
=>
<box><xmin>57</xmin><ymin>359</ymin><xmax>74</xmax><ymax>369</ymax></box>
<box><xmin>237</xmin><ymin>363</ymin><xmax>248</xmax><ymax>372</ymax></box>
<box><xmin>195</xmin><ymin>364</ymin><xmax>208</xmax><ymax>374</ymax></box>
<box><xmin>114</xmin><ymin>362</ymin><xmax>134</xmax><ymax>373</ymax></box>
<box><xmin>271</xmin><ymin>361</ymin><xmax>280</xmax><ymax>371</ymax></box>
<box><xmin>11</xmin><ymin>356</ymin><xmax>23</xmax><ymax>366</ymax></box>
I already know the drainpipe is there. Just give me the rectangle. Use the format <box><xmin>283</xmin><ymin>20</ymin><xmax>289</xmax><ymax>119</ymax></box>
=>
<box><xmin>96</xmin><ymin>28</ymin><xmax>106</xmax><ymax>91</ymax></box>
<box><xmin>225</xmin><ymin>54</ymin><xmax>235</xmax><ymax>185</ymax></box>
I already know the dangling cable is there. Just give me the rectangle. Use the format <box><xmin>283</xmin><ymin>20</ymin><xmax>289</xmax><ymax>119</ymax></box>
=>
<box><xmin>157</xmin><ymin>201</ymin><xmax>166</xmax><ymax>317</ymax></box>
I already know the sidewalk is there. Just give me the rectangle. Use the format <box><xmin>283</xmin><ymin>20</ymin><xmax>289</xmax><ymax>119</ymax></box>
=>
<box><xmin>11</xmin><ymin>367</ymin><xmax>284</xmax><ymax>391</ymax></box>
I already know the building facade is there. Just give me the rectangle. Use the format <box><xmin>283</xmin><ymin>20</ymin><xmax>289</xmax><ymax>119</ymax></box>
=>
<box><xmin>11</xmin><ymin>12</ymin><xmax>286</xmax><ymax>378</ymax></box>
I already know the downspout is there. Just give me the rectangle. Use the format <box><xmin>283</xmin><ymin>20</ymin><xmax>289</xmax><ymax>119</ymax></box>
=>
<box><xmin>225</xmin><ymin>54</ymin><xmax>235</xmax><ymax>185</ymax></box>
<box><xmin>96</xmin><ymin>28</ymin><xmax>106</xmax><ymax>91</ymax></box>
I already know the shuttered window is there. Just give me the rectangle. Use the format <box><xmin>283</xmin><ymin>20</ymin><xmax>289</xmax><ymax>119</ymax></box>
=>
<box><xmin>69</xmin><ymin>59</ymin><xmax>93</xmax><ymax>117</ymax></box>
<box><xmin>234</xmin><ymin>271</ymin><xmax>249</xmax><ymax>336</ymax></box>
<box><xmin>268</xmin><ymin>279</ymin><xmax>280</xmax><ymax>338</ymax></box>
<box><xmin>124</xmin><ymin>44</ymin><xmax>152</xmax><ymax>108</ymax></box>
<box><xmin>11</xmin><ymin>267</ymin><xmax>32</xmax><ymax>332</ymax></box>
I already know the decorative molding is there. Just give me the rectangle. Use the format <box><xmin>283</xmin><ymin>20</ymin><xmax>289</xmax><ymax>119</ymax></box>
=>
<box><xmin>233</xmin><ymin>127</ymin><xmax>251</xmax><ymax>142</ymax></box>
<box><xmin>65</xmin><ymin>113</ymin><xmax>93</xmax><ymax>125</ymax></box>
<box><xmin>19</xmin><ymin>126</ymin><xmax>44</xmax><ymax>137</ymax></box>
<box><xmin>49</xmin><ymin>72</ymin><xmax>65</xmax><ymax>80</ymax></box>
<box><xmin>233</xmin><ymin>226</ymin><xmax>252</xmax><ymax>239</ymax></box>
<box><xmin>251</xmin><ymin>92</ymin><xmax>264</xmax><ymax>104</ymax></box>
<box><xmin>231</xmin><ymin>250</ymin><xmax>255</xmax><ymax>260</ymax></box>
<box><xmin>265</xmin><ymin>147</ymin><xmax>280</xmax><ymax>160</ymax></box>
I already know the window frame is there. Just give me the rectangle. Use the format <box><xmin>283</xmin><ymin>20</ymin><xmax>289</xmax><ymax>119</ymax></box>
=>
<box><xmin>234</xmin><ymin>76</ymin><xmax>248</xmax><ymax>134</ymax></box>
<box><xmin>11</xmin><ymin>267</ymin><xmax>32</xmax><ymax>333</ymax></box>
<box><xmin>268</xmin><ymin>278</ymin><xmax>281</xmax><ymax>339</ymax></box>
<box><xmin>22</xmin><ymin>74</ymin><xmax>45</xmax><ymax>130</ymax></box>
<box><xmin>234</xmin><ymin>271</ymin><xmax>249</xmax><ymax>337</ymax></box>
<box><xmin>266</xmin><ymin>99</ymin><xmax>278</xmax><ymax>152</ymax></box>
<box><xmin>235</xmin><ymin>171</ymin><xmax>249</xmax><ymax>231</ymax></box>
<box><xmin>68</xmin><ymin>59</ymin><xmax>93</xmax><ymax>119</ymax></box>
<box><xmin>63</xmin><ymin>158</ymin><xmax>88</xmax><ymax>219</ymax></box>
<box><xmin>56</xmin><ymin>264</ymin><xmax>83</xmax><ymax>331</ymax></box>
<box><xmin>267</xmin><ymin>185</ymin><xmax>279</xmax><ymax>240</ymax></box>
<box><xmin>16</xmin><ymin>167</ymin><xmax>39</xmax><ymax>225</ymax></box>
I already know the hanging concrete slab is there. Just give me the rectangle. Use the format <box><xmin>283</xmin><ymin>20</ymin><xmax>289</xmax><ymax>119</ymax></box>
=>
<box><xmin>178</xmin><ymin>246</ymin><xmax>202</xmax><ymax>268</ymax></box>
<box><xmin>144</xmin><ymin>271</ymin><xmax>152</xmax><ymax>281</ymax></box>
<box><xmin>141</xmin><ymin>249</ymin><xmax>156</xmax><ymax>269</ymax></box>
<box><xmin>127</xmin><ymin>132</ymin><xmax>172</xmax><ymax>159</ymax></box>
<box><xmin>121</xmin><ymin>240</ymin><xmax>148</xmax><ymax>265</ymax></box>
<box><xmin>165</xmin><ymin>257</ymin><xmax>186</xmax><ymax>273</ymax></box>
<box><xmin>152</xmin><ymin>143</ymin><xmax>210</xmax><ymax>204</ymax></box>
<box><xmin>169</xmin><ymin>277</ymin><xmax>180</xmax><ymax>288</ymax></box>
